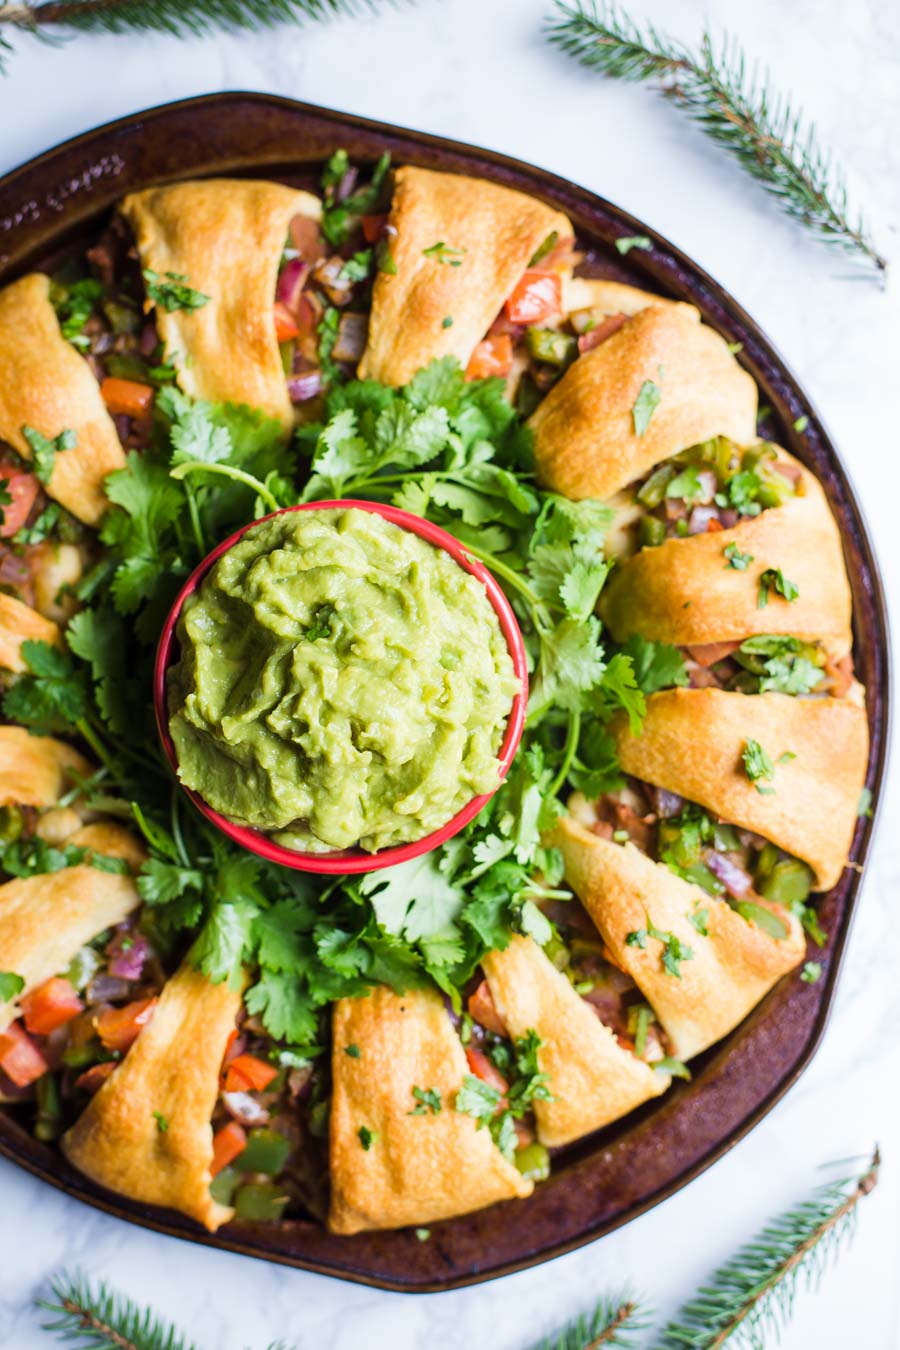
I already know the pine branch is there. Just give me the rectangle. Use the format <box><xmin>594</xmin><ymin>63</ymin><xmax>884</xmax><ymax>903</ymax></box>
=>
<box><xmin>544</xmin><ymin>1</ymin><xmax>887</xmax><ymax>274</ymax></box>
<box><xmin>657</xmin><ymin>1148</ymin><xmax>880</xmax><ymax>1348</ymax></box>
<box><xmin>534</xmin><ymin>1292</ymin><xmax>650</xmax><ymax>1349</ymax></box>
<box><xmin>0</xmin><ymin>0</ymin><xmax>401</xmax><ymax>72</ymax></box>
<box><xmin>37</xmin><ymin>1270</ymin><xmax>199</xmax><ymax>1350</ymax></box>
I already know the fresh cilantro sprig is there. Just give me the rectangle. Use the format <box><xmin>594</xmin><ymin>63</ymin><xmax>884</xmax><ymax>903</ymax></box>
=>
<box><xmin>143</xmin><ymin>269</ymin><xmax>210</xmax><ymax>314</ymax></box>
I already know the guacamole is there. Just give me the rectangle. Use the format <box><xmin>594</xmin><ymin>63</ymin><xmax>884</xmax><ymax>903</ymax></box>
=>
<box><xmin>168</xmin><ymin>508</ymin><xmax>519</xmax><ymax>852</ymax></box>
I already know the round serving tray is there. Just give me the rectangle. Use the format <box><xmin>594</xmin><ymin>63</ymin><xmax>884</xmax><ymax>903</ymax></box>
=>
<box><xmin>0</xmin><ymin>92</ymin><xmax>889</xmax><ymax>1292</ymax></box>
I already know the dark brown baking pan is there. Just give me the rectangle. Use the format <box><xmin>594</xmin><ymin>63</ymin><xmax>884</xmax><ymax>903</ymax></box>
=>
<box><xmin>0</xmin><ymin>92</ymin><xmax>889</xmax><ymax>1292</ymax></box>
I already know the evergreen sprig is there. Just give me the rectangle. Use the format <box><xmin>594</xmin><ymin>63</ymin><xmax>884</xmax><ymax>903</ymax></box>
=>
<box><xmin>0</xmin><ymin>0</ymin><xmax>399</xmax><ymax>72</ymax></box>
<box><xmin>534</xmin><ymin>1292</ymin><xmax>649</xmax><ymax>1348</ymax></box>
<box><xmin>658</xmin><ymin>1148</ymin><xmax>880</xmax><ymax>1348</ymax></box>
<box><xmin>37</xmin><ymin>1270</ymin><xmax>198</xmax><ymax>1350</ymax></box>
<box><xmin>544</xmin><ymin>1</ymin><xmax>887</xmax><ymax>274</ymax></box>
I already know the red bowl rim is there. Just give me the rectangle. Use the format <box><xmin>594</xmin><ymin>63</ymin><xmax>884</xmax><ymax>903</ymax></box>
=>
<box><xmin>153</xmin><ymin>499</ymin><xmax>528</xmax><ymax>874</ymax></box>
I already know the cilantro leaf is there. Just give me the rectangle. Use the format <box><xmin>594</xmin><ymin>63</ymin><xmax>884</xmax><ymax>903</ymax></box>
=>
<box><xmin>0</xmin><ymin>972</ymin><xmax>25</xmax><ymax>1002</ymax></box>
<box><xmin>616</xmin><ymin>235</ymin><xmax>652</xmax><ymax>255</ymax></box>
<box><xmin>758</xmin><ymin>567</ymin><xmax>800</xmax><ymax>608</ymax></box>
<box><xmin>632</xmin><ymin>379</ymin><xmax>661</xmax><ymax>437</ymax></box>
<box><xmin>190</xmin><ymin>900</ymin><xmax>255</xmax><ymax>990</ymax></box>
<box><xmin>245</xmin><ymin>970</ymin><xmax>319</xmax><ymax>1046</ymax></box>
<box><xmin>360</xmin><ymin>854</ymin><xmax>464</xmax><ymax>942</ymax></box>
<box><xmin>409</xmin><ymin>1086</ymin><xmax>442</xmax><ymax>1116</ymax></box>
<box><xmin>742</xmin><ymin>738</ymin><xmax>777</xmax><ymax>794</ymax></box>
<box><xmin>724</xmin><ymin>542</ymin><xmax>754</xmax><ymax>570</ymax></box>
<box><xmin>143</xmin><ymin>269</ymin><xmax>210</xmax><ymax>313</ymax></box>
<box><xmin>21</xmin><ymin>425</ymin><xmax>77</xmax><ymax>486</ymax></box>
<box><xmin>3</xmin><ymin>640</ymin><xmax>88</xmax><ymax>733</ymax></box>
<box><xmin>622</xmin><ymin>634</ymin><xmax>689</xmax><ymax>695</ymax></box>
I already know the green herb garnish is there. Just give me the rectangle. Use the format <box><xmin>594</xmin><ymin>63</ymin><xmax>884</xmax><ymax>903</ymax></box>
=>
<box><xmin>143</xmin><ymin>269</ymin><xmax>210</xmax><ymax>313</ymax></box>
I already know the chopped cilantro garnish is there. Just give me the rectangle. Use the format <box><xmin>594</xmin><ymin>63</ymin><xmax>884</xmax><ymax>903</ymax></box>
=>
<box><xmin>858</xmin><ymin>787</ymin><xmax>873</xmax><ymax>818</ymax></box>
<box><xmin>793</xmin><ymin>415</ymin><xmax>809</xmax><ymax>433</ymax></box>
<box><xmin>143</xmin><ymin>269</ymin><xmax>210</xmax><ymax>313</ymax></box>
<box><xmin>358</xmin><ymin>1126</ymin><xmax>377</xmax><ymax>1151</ymax></box>
<box><xmin>152</xmin><ymin>1110</ymin><xmax>169</xmax><ymax>1133</ymax></box>
<box><xmin>615</xmin><ymin>235</ymin><xmax>652</xmax><ymax>255</ymax></box>
<box><xmin>441</xmin><ymin>316</ymin><xmax>454</xmax><ymax>329</ymax></box>
<box><xmin>724</xmin><ymin>542</ymin><xmax>754</xmax><ymax>570</ymax></box>
<box><xmin>344</xmin><ymin>1043</ymin><xmax>361</xmax><ymax>1059</ymax></box>
<box><xmin>409</xmin><ymin>1086</ymin><xmax>442</xmax><ymax>1116</ymax></box>
<box><xmin>415</xmin><ymin>1228</ymin><xmax>431</xmax><ymax>1242</ymax></box>
<box><xmin>688</xmin><ymin>906</ymin><xmax>710</xmax><ymax>937</ymax></box>
<box><xmin>758</xmin><ymin>567</ymin><xmax>799</xmax><ymax>608</ymax></box>
<box><xmin>0</xmin><ymin>972</ymin><xmax>24</xmax><ymax>1002</ymax></box>
<box><xmin>742</xmin><ymin>738</ymin><xmax>783</xmax><ymax>794</ymax></box>
<box><xmin>530</xmin><ymin>230</ymin><xmax>560</xmax><ymax>265</ymax></box>
<box><xmin>655</xmin><ymin>1056</ymin><xmax>691</xmax><ymax>1080</ymax></box>
<box><xmin>801</xmin><ymin>961</ymin><xmax>822</xmax><ymax>984</ymax></box>
<box><xmin>21</xmin><ymin>425</ymin><xmax>77</xmax><ymax>486</ymax></box>
<box><xmin>626</xmin><ymin>920</ymin><xmax>694</xmax><ymax>977</ymax></box>
<box><xmin>339</xmin><ymin>250</ymin><xmax>372</xmax><ymax>284</ymax></box>
<box><xmin>631</xmin><ymin>378</ymin><xmax>661</xmax><ymax>437</ymax></box>
<box><xmin>422</xmin><ymin>241</ymin><xmax>466</xmax><ymax>267</ymax></box>
<box><xmin>726</xmin><ymin>341</ymin><xmax>744</xmax><ymax>355</ymax></box>
<box><xmin>51</xmin><ymin>277</ymin><xmax>104</xmax><ymax>350</ymax></box>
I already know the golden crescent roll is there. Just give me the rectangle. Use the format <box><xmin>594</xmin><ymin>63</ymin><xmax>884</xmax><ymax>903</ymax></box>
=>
<box><xmin>328</xmin><ymin>985</ymin><xmax>532</xmax><ymax>1234</ymax></box>
<box><xmin>613</xmin><ymin>688</ymin><xmax>869</xmax><ymax>890</ymax></box>
<box><xmin>601</xmin><ymin>455</ymin><xmax>853</xmax><ymax>660</ymax></box>
<box><xmin>66</xmin><ymin>821</ymin><xmax>147</xmax><ymax>874</ymax></box>
<box><xmin>529</xmin><ymin>305</ymin><xmax>757</xmax><ymax>500</ymax></box>
<box><xmin>0</xmin><ymin>727</ymin><xmax>90</xmax><ymax>806</ymax></box>
<box><xmin>562</xmin><ymin>276</ymin><xmax>695</xmax><ymax>322</ymax></box>
<box><xmin>482</xmin><ymin>934</ymin><xmax>668</xmax><ymax>1147</ymax></box>
<box><xmin>548</xmin><ymin>816</ymin><xmax>805</xmax><ymax>1060</ymax></box>
<box><xmin>0</xmin><ymin>864</ymin><xmax>140</xmax><ymax>1032</ymax></box>
<box><xmin>62</xmin><ymin>963</ymin><xmax>241</xmax><ymax>1232</ymax></box>
<box><xmin>120</xmin><ymin>179</ymin><xmax>321</xmax><ymax>431</ymax></box>
<box><xmin>358</xmin><ymin>166</ymin><xmax>572</xmax><ymax>386</ymax></box>
<box><xmin>0</xmin><ymin>274</ymin><xmax>125</xmax><ymax>525</ymax></box>
<box><xmin>0</xmin><ymin>594</ymin><xmax>60</xmax><ymax>673</ymax></box>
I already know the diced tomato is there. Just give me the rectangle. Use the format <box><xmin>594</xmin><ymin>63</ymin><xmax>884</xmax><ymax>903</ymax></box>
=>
<box><xmin>224</xmin><ymin>1053</ymin><xmax>278</xmax><ymax>1094</ymax></box>
<box><xmin>95</xmin><ymin>997</ymin><xmax>158</xmax><ymax>1053</ymax></box>
<box><xmin>273</xmin><ymin>302</ymin><xmax>299</xmax><ymax>342</ymax></box>
<box><xmin>465</xmin><ymin>335</ymin><xmax>513</xmax><ymax>381</ymax></box>
<box><xmin>0</xmin><ymin>1021</ymin><xmax>49</xmax><ymax>1087</ymax></box>
<box><xmin>505</xmin><ymin>270</ymin><xmax>562</xmax><ymax>326</ymax></box>
<box><xmin>361</xmin><ymin>213</ymin><xmax>387</xmax><ymax>243</ymax></box>
<box><xmin>100</xmin><ymin>377</ymin><xmax>155</xmax><ymax>419</ymax></box>
<box><xmin>705</xmin><ymin>517</ymin><xmax>724</xmax><ymax>533</ymax></box>
<box><xmin>685</xmin><ymin>641</ymin><xmax>741</xmax><ymax>668</ymax></box>
<box><xmin>466</xmin><ymin>980</ymin><xmax>508</xmax><ymax>1038</ymax></box>
<box><xmin>514</xmin><ymin>1119</ymin><xmax>534</xmax><ymax>1148</ymax></box>
<box><xmin>211</xmin><ymin>1121</ymin><xmax>247</xmax><ymax>1177</ymax></box>
<box><xmin>20</xmin><ymin>977</ymin><xmax>83</xmax><ymax>1036</ymax></box>
<box><xmin>0</xmin><ymin>468</ymin><xmax>40</xmax><ymax>539</ymax></box>
<box><xmin>465</xmin><ymin>1046</ymin><xmax>509</xmax><ymax>1103</ymax></box>
<box><xmin>222</xmin><ymin>1027</ymin><xmax>243</xmax><ymax>1066</ymax></box>
<box><xmin>75</xmin><ymin>1061</ymin><xmax>116</xmax><ymax>1094</ymax></box>
<box><xmin>577</xmin><ymin>312</ymin><xmax>628</xmax><ymax>354</ymax></box>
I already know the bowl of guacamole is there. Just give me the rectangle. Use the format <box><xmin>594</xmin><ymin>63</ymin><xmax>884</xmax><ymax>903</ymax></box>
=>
<box><xmin>154</xmin><ymin>502</ymin><xmax>527</xmax><ymax>873</ymax></box>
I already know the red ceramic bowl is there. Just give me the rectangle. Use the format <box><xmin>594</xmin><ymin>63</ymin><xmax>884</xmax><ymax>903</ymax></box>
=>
<box><xmin>154</xmin><ymin>499</ymin><xmax>528</xmax><ymax>874</ymax></box>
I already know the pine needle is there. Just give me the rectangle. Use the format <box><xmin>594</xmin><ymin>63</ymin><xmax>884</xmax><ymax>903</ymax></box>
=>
<box><xmin>37</xmin><ymin>1269</ymin><xmax>198</xmax><ymax>1350</ymax></box>
<box><xmin>533</xmin><ymin>1292</ymin><xmax>650</xmax><ymax>1349</ymax></box>
<box><xmin>0</xmin><ymin>0</ymin><xmax>403</xmax><ymax>72</ymax></box>
<box><xmin>657</xmin><ymin>1147</ymin><xmax>880</xmax><ymax>1348</ymax></box>
<box><xmin>544</xmin><ymin>1</ymin><xmax>887</xmax><ymax>274</ymax></box>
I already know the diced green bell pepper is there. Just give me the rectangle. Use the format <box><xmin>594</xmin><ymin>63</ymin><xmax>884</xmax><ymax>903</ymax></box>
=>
<box><xmin>758</xmin><ymin>858</ymin><xmax>813</xmax><ymax>906</ymax></box>
<box><xmin>0</xmin><ymin>806</ymin><xmax>23</xmax><ymax>845</ymax></box>
<box><xmin>34</xmin><ymin>1073</ymin><xmax>63</xmax><ymax>1142</ymax></box>
<box><xmin>639</xmin><ymin>515</ymin><xmax>667</xmax><ymax>548</ymax></box>
<box><xmin>233</xmin><ymin>1182</ymin><xmax>289</xmax><ymax>1222</ymax></box>
<box><xmin>526</xmin><ymin>327</ymin><xmax>577</xmax><ymax>368</ymax></box>
<box><xmin>102</xmin><ymin>299</ymin><xmax>141</xmax><ymax>336</ymax></box>
<box><xmin>307</xmin><ymin>1099</ymin><xmax>330</xmax><ymax>1139</ymax></box>
<box><xmin>637</xmin><ymin>463</ymin><xmax>676</xmax><ymax>508</ymax></box>
<box><xmin>237</xmin><ymin>1127</ymin><xmax>291</xmax><ymax>1177</ymax></box>
<box><xmin>514</xmin><ymin>1142</ymin><xmax>551</xmax><ymax>1183</ymax></box>
<box><xmin>210</xmin><ymin>1166</ymin><xmax>240</xmax><ymax>1206</ymax></box>
<box><xmin>65</xmin><ymin>946</ymin><xmax>103</xmax><ymax>992</ymax></box>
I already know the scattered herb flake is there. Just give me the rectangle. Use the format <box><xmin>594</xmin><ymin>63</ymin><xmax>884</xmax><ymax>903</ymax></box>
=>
<box><xmin>409</xmin><ymin>1086</ymin><xmax>442</xmax><ymax>1116</ymax></box>
<box><xmin>143</xmin><ymin>269</ymin><xmax>210</xmax><ymax>313</ymax></box>
<box><xmin>358</xmin><ymin>1126</ymin><xmax>377</xmax><ymax>1151</ymax></box>
<box><xmin>0</xmin><ymin>971</ymin><xmax>25</xmax><ymax>1002</ymax></box>
<box><xmin>758</xmin><ymin>567</ymin><xmax>799</xmax><ymax>608</ymax></box>
<box><xmin>21</xmin><ymin>425</ymin><xmax>77</xmax><ymax>487</ymax></box>
<box><xmin>152</xmin><ymin>1110</ymin><xmax>169</xmax><ymax>1133</ymax></box>
<box><xmin>422</xmin><ymin>241</ymin><xmax>466</xmax><ymax>267</ymax></box>
<box><xmin>742</xmin><ymin>738</ymin><xmax>776</xmax><ymax>794</ymax></box>
<box><xmin>344</xmin><ymin>1043</ymin><xmax>361</xmax><ymax>1059</ymax></box>
<box><xmin>616</xmin><ymin>235</ymin><xmax>652</xmax><ymax>255</ymax></box>
<box><xmin>632</xmin><ymin>378</ymin><xmax>661</xmax><ymax>437</ymax></box>
<box><xmin>793</xmin><ymin>415</ymin><xmax>809</xmax><ymax>432</ymax></box>
<box><xmin>724</xmin><ymin>542</ymin><xmax>755</xmax><ymax>570</ymax></box>
<box><xmin>801</xmin><ymin>961</ymin><xmax>822</xmax><ymax>984</ymax></box>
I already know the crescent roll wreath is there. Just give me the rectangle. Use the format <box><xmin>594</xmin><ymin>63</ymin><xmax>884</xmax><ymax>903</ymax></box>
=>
<box><xmin>0</xmin><ymin>153</ymin><xmax>870</xmax><ymax>1237</ymax></box>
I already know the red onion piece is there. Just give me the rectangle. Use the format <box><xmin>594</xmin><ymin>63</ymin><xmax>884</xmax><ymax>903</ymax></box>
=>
<box><xmin>774</xmin><ymin>460</ymin><xmax>802</xmax><ymax>486</ymax></box>
<box><xmin>332</xmin><ymin>312</ymin><xmax>368</xmax><ymax>363</ymax></box>
<box><xmin>694</xmin><ymin>469</ymin><xmax>718</xmax><ymax>503</ymax></box>
<box><xmin>107</xmin><ymin>931</ymin><xmax>150</xmax><ymax>981</ymax></box>
<box><xmin>287</xmin><ymin>371</ymin><xmax>323</xmax><ymax>404</ymax></box>
<box><xmin>688</xmin><ymin>663</ymin><xmax>724</xmax><ymax>689</ymax></box>
<box><xmin>335</xmin><ymin>166</ymin><xmax>359</xmax><ymax>203</ymax></box>
<box><xmin>312</xmin><ymin>256</ymin><xmax>353</xmax><ymax>307</ymax></box>
<box><xmin>719</xmin><ymin>508</ymin><xmax>739</xmax><ymax>529</ymax></box>
<box><xmin>86</xmin><ymin>973</ymin><xmax>133</xmax><ymax>1005</ymax></box>
<box><xmin>0</xmin><ymin>548</ymin><xmax>31</xmax><ymax>589</ymax></box>
<box><xmin>650</xmin><ymin>786</ymin><xmax>685</xmax><ymax>818</ymax></box>
<box><xmin>222</xmin><ymin>1091</ymin><xmax>271</xmax><ymax>1127</ymax></box>
<box><xmin>577</xmin><ymin>312</ymin><xmax>628</xmax><ymax>353</ymax></box>
<box><xmin>488</xmin><ymin>312</ymin><xmax>525</xmax><ymax>340</ymax></box>
<box><xmin>704</xmin><ymin>849</ymin><xmax>753</xmax><ymax>898</ymax></box>
<box><xmin>139</xmin><ymin>320</ymin><xmax>159</xmax><ymax>358</ymax></box>
<box><xmin>289</xmin><ymin>214</ymin><xmax>326</xmax><ymax>266</ymax></box>
<box><xmin>275</xmin><ymin>258</ymin><xmax>309</xmax><ymax>316</ymax></box>
<box><xmin>688</xmin><ymin>504</ymin><xmax>719</xmax><ymax>534</ymax></box>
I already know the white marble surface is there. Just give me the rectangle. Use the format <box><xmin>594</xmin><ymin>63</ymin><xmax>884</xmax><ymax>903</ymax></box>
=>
<box><xmin>0</xmin><ymin>2</ymin><xmax>898</xmax><ymax>1346</ymax></box>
